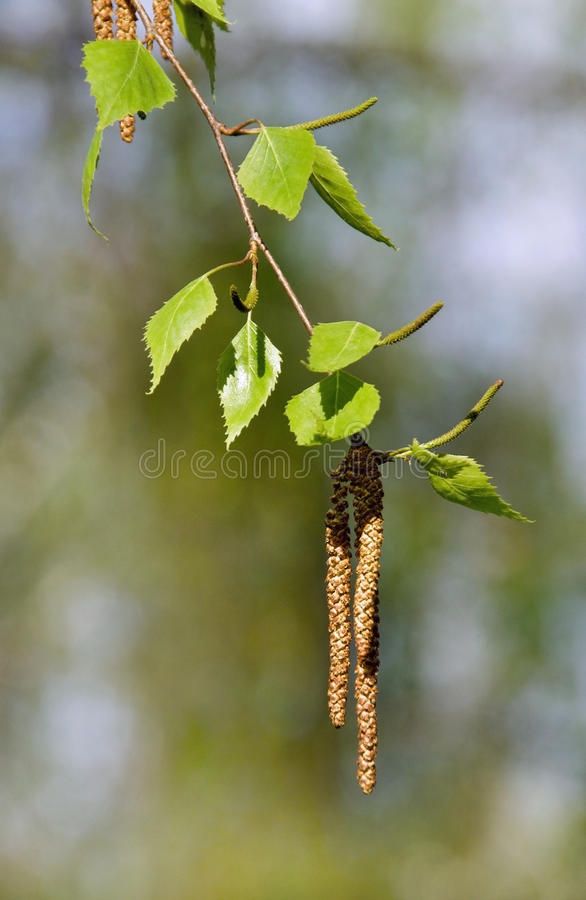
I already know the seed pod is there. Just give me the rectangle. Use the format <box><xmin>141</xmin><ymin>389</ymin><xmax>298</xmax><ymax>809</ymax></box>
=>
<box><xmin>325</xmin><ymin>461</ymin><xmax>352</xmax><ymax>728</ymax></box>
<box><xmin>355</xmin><ymin>643</ymin><xmax>379</xmax><ymax>795</ymax></box>
<box><xmin>154</xmin><ymin>0</ymin><xmax>174</xmax><ymax>57</ymax></box>
<box><xmin>349</xmin><ymin>444</ymin><xmax>384</xmax><ymax>794</ymax></box>
<box><xmin>116</xmin><ymin>0</ymin><xmax>137</xmax><ymax>143</ymax></box>
<box><xmin>119</xmin><ymin>115</ymin><xmax>135</xmax><ymax>143</ymax></box>
<box><xmin>92</xmin><ymin>0</ymin><xmax>114</xmax><ymax>40</ymax></box>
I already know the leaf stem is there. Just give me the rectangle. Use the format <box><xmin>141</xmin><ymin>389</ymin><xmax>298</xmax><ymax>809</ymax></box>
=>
<box><xmin>377</xmin><ymin>302</ymin><xmax>444</xmax><ymax>347</ymax></box>
<box><xmin>219</xmin><ymin>118</ymin><xmax>262</xmax><ymax>136</ymax></box>
<box><xmin>206</xmin><ymin>254</ymin><xmax>250</xmax><ymax>279</ymax></box>
<box><xmin>387</xmin><ymin>379</ymin><xmax>505</xmax><ymax>459</ymax></box>
<box><xmin>127</xmin><ymin>0</ymin><xmax>313</xmax><ymax>334</ymax></box>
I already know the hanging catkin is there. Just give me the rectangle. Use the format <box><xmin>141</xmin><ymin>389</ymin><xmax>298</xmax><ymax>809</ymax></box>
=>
<box><xmin>325</xmin><ymin>461</ymin><xmax>352</xmax><ymax>728</ymax></box>
<box><xmin>116</xmin><ymin>0</ymin><xmax>137</xmax><ymax>142</ymax></box>
<box><xmin>349</xmin><ymin>444</ymin><xmax>384</xmax><ymax>794</ymax></box>
<box><xmin>154</xmin><ymin>0</ymin><xmax>174</xmax><ymax>57</ymax></box>
<box><xmin>92</xmin><ymin>0</ymin><xmax>114</xmax><ymax>40</ymax></box>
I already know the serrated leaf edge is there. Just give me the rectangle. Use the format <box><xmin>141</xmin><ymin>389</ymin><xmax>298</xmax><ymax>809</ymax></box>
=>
<box><xmin>411</xmin><ymin>441</ymin><xmax>533</xmax><ymax>523</ymax></box>
<box><xmin>144</xmin><ymin>275</ymin><xmax>216</xmax><ymax>394</ymax></box>
<box><xmin>82</xmin><ymin>41</ymin><xmax>176</xmax><ymax>129</ymax></box>
<box><xmin>218</xmin><ymin>318</ymin><xmax>282</xmax><ymax>448</ymax></box>
<box><xmin>310</xmin><ymin>145</ymin><xmax>396</xmax><ymax>248</ymax></box>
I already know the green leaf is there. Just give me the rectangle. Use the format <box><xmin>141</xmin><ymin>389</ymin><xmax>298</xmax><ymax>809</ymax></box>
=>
<box><xmin>310</xmin><ymin>145</ymin><xmax>396</xmax><ymax>248</ymax></box>
<box><xmin>237</xmin><ymin>127</ymin><xmax>316</xmax><ymax>220</ymax></box>
<box><xmin>82</xmin><ymin>40</ymin><xmax>176</xmax><ymax>130</ymax></box>
<box><xmin>285</xmin><ymin>371</ymin><xmax>380</xmax><ymax>446</ymax></box>
<box><xmin>188</xmin><ymin>0</ymin><xmax>229</xmax><ymax>27</ymax></box>
<box><xmin>411</xmin><ymin>442</ymin><xmax>532</xmax><ymax>522</ymax></box>
<box><xmin>145</xmin><ymin>275</ymin><xmax>218</xmax><ymax>393</ymax></box>
<box><xmin>307</xmin><ymin>321</ymin><xmax>381</xmax><ymax>372</ymax></box>
<box><xmin>82</xmin><ymin>128</ymin><xmax>106</xmax><ymax>238</ymax></box>
<box><xmin>218</xmin><ymin>317</ymin><xmax>282</xmax><ymax>447</ymax></box>
<box><xmin>174</xmin><ymin>0</ymin><xmax>217</xmax><ymax>92</ymax></box>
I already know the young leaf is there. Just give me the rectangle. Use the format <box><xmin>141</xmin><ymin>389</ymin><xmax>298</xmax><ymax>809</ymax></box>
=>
<box><xmin>145</xmin><ymin>275</ymin><xmax>218</xmax><ymax>393</ymax></box>
<box><xmin>285</xmin><ymin>371</ymin><xmax>380</xmax><ymax>446</ymax></box>
<box><xmin>217</xmin><ymin>317</ymin><xmax>282</xmax><ymax>447</ymax></box>
<box><xmin>82</xmin><ymin>128</ymin><xmax>106</xmax><ymax>238</ymax></box>
<box><xmin>237</xmin><ymin>127</ymin><xmax>316</xmax><ymax>220</ymax></box>
<box><xmin>187</xmin><ymin>0</ymin><xmax>229</xmax><ymax>28</ymax></box>
<box><xmin>174</xmin><ymin>0</ymin><xmax>217</xmax><ymax>92</ymax></box>
<box><xmin>307</xmin><ymin>321</ymin><xmax>381</xmax><ymax>373</ymax></box>
<box><xmin>411</xmin><ymin>442</ymin><xmax>532</xmax><ymax>522</ymax></box>
<box><xmin>310</xmin><ymin>145</ymin><xmax>396</xmax><ymax>248</ymax></box>
<box><xmin>82</xmin><ymin>40</ymin><xmax>176</xmax><ymax>130</ymax></box>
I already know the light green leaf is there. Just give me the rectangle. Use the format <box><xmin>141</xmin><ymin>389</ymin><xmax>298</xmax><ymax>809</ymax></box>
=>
<box><xmin>307</xmin><ymin>321</ymin><xmax>381</xmax><ymax>372</ymax></box>
<box><xmin>310</xmin><ymin>145</ymin><xmax>396</xmax><ymax>248</ymax></box>
<box><xmin>82</xmin><ymin>128</ymin><xmax>106</xmax><ymax>238</ymax></box>
<box><xmin>188</xmin><ymin>0</ymin><xmax>229</xmax><ymax>27</ymax></box>
<box><xmin>285</xmin><ymin>371</ymin><xmax>380</xmax><ymax>446</ymax></box>
<box><xmin>411</xmin><ymin>442</ymin><xmax>532</xmax><ymax>522</ymax></box>
<box><xmin>218</xmin><ymin>317</ymin><xmax>281</xmax><ymax>447</ymax></box>
<box><xmin>174</xmin><ymin>0</ymin><xmax>217</xmax><ymax>92</ymax></box>
<box><xmin>82</xmin><ymin>40</ymin><xmax>176</xmax><ymax>130</ymax></box>
<box><xmin>145</xmin><ymin>275</ymin><xmax>217</xmax><ymax>393</ymax></box>
<box><xmin>237</xmin><ymin>127</ymin><xmax>316</xmax><ymax>220</ymax></box>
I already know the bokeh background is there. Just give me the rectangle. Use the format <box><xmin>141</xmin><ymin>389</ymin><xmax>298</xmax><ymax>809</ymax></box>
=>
<box><xmin>1</xmin><ymin>1</ymin><xmax>586</xmax><ymax>897</ymax></box>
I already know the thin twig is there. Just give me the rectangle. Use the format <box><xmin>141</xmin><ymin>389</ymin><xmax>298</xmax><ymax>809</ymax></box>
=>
<box><xmin>128</xmin><ymin>0</ymin><xmax>313</xmax><ymax>334</ymax></box>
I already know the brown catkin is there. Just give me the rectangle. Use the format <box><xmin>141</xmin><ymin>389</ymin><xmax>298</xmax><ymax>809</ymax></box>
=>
<box><xmin>349</xmin><ymin>444</ymin><xmax>384</xmax><ymax>794</ymax></box>
<box><xmin>154</xmin><ymin>0</ymin><xmax>174</xmax><ymax>57</ymax></box>
<box><xmin>116</xmin><ymin>0</ymin><xmax>137</xmax><ymax>142</ymax></box>
<box><xmin>325</xmin><ymin>462</ymin><xmax>352</xmax><ymax>728</ymax></box>
<box><xmin>92</xmin><ymin>0</ymin><xmax>114</xmax><ymax>40</ymax></box>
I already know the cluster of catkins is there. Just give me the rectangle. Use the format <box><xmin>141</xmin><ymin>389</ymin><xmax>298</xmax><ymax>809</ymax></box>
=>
<box><xmin>91</xmin><ymin>0</ymin><xmax>174</xmax><ymax>142</ymax></box>
<box><xmin>325</xmin><ymin>441</ymin><xmax>384</xmax><ymax>794</ymax></box>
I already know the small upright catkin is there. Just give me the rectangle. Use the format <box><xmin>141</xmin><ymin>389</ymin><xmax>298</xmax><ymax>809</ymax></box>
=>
<box><xmin>92</xmin><ymin>0</ymin><xmax>114</xmax><ymax>40</ymax></box>
<box><xmin>325</xmin><ymin>460</ymin><xmax>352</xmax><ymax>728</ymax></box>
<box><xmin>116</xmin><ymin>0</ymin><xmax>137</xmax><ymax>143</ymax></box>
<box><xmin>154</xmin><ymin>0</ymin><xmax>174</xmax><ymax>57</ymax></box>
<box><xmin>349</xmin><ymin>443</ymin><xmax>384</xmax><ymax>795</ymax></box>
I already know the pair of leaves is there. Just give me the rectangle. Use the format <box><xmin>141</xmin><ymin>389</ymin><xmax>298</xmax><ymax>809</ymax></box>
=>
<box><xmin>145</xmin><ymin>272</ymin><xmax>281</xmax><ymax>447</ymax></box>
<box><xmin>285</xmin><ymin>321</ymin><xmax>383</xmax><ymax>445</ymax></box>
<box><xmin>82</xmin><ymin>40</ymin><xmax>176</xmax><ymax>234</ymax></box>
<box><xmin>174</xmin><ymin>0</ymin><xmax>229</xmax><ymax>95</ymax></box>
<box><xmin>411</xmin><ymin>441</ymin><xmax>532</xmax><ymax>522</ymax></box>
<box><xmin>237</xmin><ymin>126</ymin><xmax>394</xmax><ymax>246</ymax></box>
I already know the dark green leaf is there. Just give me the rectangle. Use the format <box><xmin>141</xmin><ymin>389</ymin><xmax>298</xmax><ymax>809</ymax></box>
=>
<box><xmin>81</xmin><ymin>128</ymin><xmax>106</xmax><ymax>238</ymax></box>
<box><xmin>411</xmin><ymin>442</ymin><xmax>532</xmax><ymax>522</ymax></box>
<box><xmin>174</xmin><ymin>0</ymin><xmax>217</xmax><ymax>93</ymax></box>
<box><xmin>310</xmin><ymin>145</ymin><xmax>396</xmax><ymax>248</ymax></box>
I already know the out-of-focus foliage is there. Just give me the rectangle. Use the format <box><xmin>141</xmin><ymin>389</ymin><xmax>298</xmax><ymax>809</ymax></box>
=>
<box><xmin>0</xmin><ymin>1</ymin><xmax>585</xmax><ymax>898</ymax></box>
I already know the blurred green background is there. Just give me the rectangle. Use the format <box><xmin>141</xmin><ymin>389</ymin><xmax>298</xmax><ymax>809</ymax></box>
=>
<box><xmin>1</xmin><ymin>1</ymin><xmax>585</xmax><ymax>897</ymax></box>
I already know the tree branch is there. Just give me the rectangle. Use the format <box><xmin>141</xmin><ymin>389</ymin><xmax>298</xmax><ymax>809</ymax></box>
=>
<box><xmin>128</xmin><ymin>0</ymin><xmax>313</xmax><ymax>334</ymax></box>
